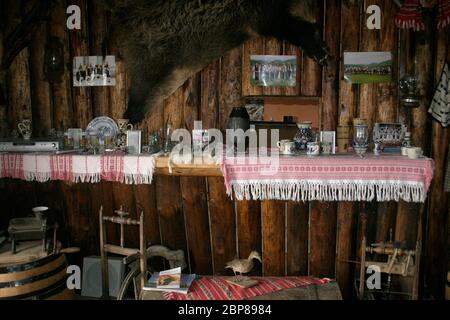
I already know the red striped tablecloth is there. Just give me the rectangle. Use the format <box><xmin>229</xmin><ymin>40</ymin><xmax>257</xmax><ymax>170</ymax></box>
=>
<box><xmin>163</xmin><ymin>276</ymin><xmax>330</xmax><ymax>300</ymax></box>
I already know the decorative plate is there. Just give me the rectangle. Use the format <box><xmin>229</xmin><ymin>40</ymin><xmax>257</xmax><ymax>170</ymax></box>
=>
<box><xmin>86</xmin><ymin>116</ymin><xmax>119</xmax><ymax>138</ymax></box>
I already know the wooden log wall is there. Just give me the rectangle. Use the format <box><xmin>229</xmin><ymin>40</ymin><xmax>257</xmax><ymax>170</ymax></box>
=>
<box><xmin>0</xmin><ymin>0</ymin><xmax>449</xmax><ymax>299</ymax></box>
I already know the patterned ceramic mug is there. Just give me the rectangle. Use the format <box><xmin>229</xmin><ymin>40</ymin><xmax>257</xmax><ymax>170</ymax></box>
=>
<box><xmin>307</xmin><ymin>142</ymin><xmax>320</xmax><ymax>156</ymax></box>
<box><xmin>406</xmin><ymin>147</ymin><xmax>423</xmax><ymax>159</ymax></box>
<box><xmin>277</xmin><ymin>140</ymin><xmax>296</xmax><ymax>155</ymax></box>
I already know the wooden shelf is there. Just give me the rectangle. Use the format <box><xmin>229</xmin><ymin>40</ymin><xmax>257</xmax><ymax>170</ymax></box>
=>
<box><xmin>155</xmin><ymin>157</ymin><xmax>222</xmax><ymax>177</ymax></box>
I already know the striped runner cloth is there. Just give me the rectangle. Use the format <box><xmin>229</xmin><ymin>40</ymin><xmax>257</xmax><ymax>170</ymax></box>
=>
<box><xmin>162</xmin><ymin>276</ymin><xmax>330</xmax><ymax>300</ymax></box>
<box><xmin>0</xmin><ymin>152</ymin><xmax>156</xmax><ymax>184</ymax></box>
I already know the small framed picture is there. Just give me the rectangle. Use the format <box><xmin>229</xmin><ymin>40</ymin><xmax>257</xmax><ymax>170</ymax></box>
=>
<box><xmin>343</xmin><ymin>52</ymin><xmax>392</xmax><ymax>84</ymax></box>
<box><xmin>320</xmin><ymin>131</ymin><xmax>336</xmax><ymax>154</ymax></box>
<box><xmin>250</xmin><ymin>55</ymin><xmax>297</xmax><ymax>87</ymax></box>
<box><xmin>73</xmin><ymin>55</ymin><xmax>116</xmax><ymax>87</ymax></box>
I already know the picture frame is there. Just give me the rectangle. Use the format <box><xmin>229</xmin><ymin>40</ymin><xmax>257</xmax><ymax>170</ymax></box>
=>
<box><xmin>343</xmin><ymin>52</ymin><xmax>392</xmax><ymax>84</ymax></box>
<box><xmin>250</xmin><ymin>55</ymin><xmax>297</xmax><ymax>87</ymax></box>
<box><xmin>73</xmin><ymin>55</ymin><xmax>116</xmax><ymax>87</ymax></box>
<box><xmin>320</xmin><ymin>131</ymin><xmax>336</xmax><ymax>154</ymax></box>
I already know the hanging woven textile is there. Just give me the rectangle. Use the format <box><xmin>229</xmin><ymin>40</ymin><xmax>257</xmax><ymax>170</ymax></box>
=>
<box><xmin>437</xmin><ymin>0</ymin><xmax>450</xmax><ymax>29</ymax></box>
<box><xmin>395</xmin><ymin>0</ymin><xmax>426</xmax><ymax>30</ymax></box>
<box><xmin>428</xmin><ymin>63</ymin><xmax>450</xmax><ymax>127</ymax></box>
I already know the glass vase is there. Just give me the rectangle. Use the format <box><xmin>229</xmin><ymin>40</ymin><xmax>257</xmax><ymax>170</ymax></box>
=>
<box><xmin>353</xmin><ymin>124</ymin><xmax>369</xmax><ymax>157</ymax></box>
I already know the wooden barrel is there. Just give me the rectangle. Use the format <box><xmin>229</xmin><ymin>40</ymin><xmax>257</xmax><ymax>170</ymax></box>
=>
<box><xmin>0</xmin><ymin>253</ymin><xmax>74</xmax><ymax>300</ymax></box>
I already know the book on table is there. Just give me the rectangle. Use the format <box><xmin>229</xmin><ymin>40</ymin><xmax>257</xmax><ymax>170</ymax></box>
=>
<box><xmin>143</xmin><ymin>267</ymin><xmax>196</xmax><ymax>294</ymax></box>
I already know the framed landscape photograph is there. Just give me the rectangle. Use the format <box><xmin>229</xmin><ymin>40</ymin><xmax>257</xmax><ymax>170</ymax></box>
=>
<box><xmin>250</xmin><ymin>55</ymin><xmax>297</xmax><ymax>87</ymax></box>
<box><xmin>343</xmin><ymin>52</ymin><xmax>392</xmax><ymax>84</ymax></box>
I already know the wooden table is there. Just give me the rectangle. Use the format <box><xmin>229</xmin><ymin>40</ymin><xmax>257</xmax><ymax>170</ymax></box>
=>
<box><xmin>141</xmin><ymin>278</ymin><xmax>343</xmax><ymax>300</ymax></box>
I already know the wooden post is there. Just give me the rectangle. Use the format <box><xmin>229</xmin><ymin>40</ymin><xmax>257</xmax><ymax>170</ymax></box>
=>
<box><xmin>358</xmin><ymin>237</ymin><xmax>366</xmax><ymax>299</ymax></box>
<box><xmin>322</xmin><ymin>0</ymin><xmax>341</xmax><ymax>132</ymax></box>
<box><xmin>133</xmin><ymin>184</ymin><xmax>163</xmax><ymax>270</ymax></box>
<box><xmin>376</xmin><ymin>202</ymin><xmax>397</xmax><ymax>242</ymax></box>
<box><xmin>30</xmin><ymin>22</ymin><xmax>52</xmax><ymax>137</ymax></box>
<box><xmin>180</xmin><ymin>177</ymin><xmax>213</xmax><ymax>275</ymax></box>
<box><xmin>69</xmin><ymin>0</ymin><xmax>92</xmax><ymax>129</ymax></box>
<box><xmin>359</xmin><ymin>0</ymin><xmax>379</xmax><ymax>132</ymax></box>
<box><xmin>286</xmin><ymin>202</ymin><xmax>309</xmax><ymax>276</ymax></box>
<box><xmin>201</xmin><ymin>59</ymin><xmax>220</xmax><ymax>129</ymax></box>
<box><xmin>425</xmin><ymin>28</ymin><xmax>450</xmax><ymax>300</ymax></box>
<box><xmin>164</xmin><ymin>86</ymin><xmax>184</xmax><ymax>130</ymax></box>
<box><xmin>183</xmin><ymin>74</ymin><xmax>201</xmax><ymax>131</ymax></box>
<box><xmin>7</xmin><ymin>48</ymin><xmax>32</xmax><ymax>130</ymax></box>
<box><xmin>301</xmin><ymin>0</ymin><xmax>323</xmax><ymax>97</ymax></box>
<box><xmin>156</xmin><ymin>177</ymin><xmax>188</xmax><ymax>262</ymax></box>
<box><xmin>99</xmin><ymin>206</ymin><xmax>109</xmax><ymax>299</ymax></box>
<box><xmin>336</xmin><ymin>202</ymin><xmax>357</xmax><ymax>300</ymax></box>
<box><xmin>237</xmin><ymin>201</ymin><xmax>262</xmax><ymax>275</ymax></box>
<box><xmin>309</xmin><ymin>202</ymin><xmax>337</xmax><ymax>278</ymax></box>
<box><xmin>220</xmin><ymin>47</ymin><xmax>242</xmax><ymax>131</ymax></box>
<box><xmin>261</xmin><ymin>201</ymin><xmax>285</xmax><ymax>276</ymax></box>
<box><xmin>208</xmin><ymin>177</ymin><xmax>237</xmax><ymax>275</ymax></box>
<box><xmin>338</xmin><ymin>0</ymin><xmax>361</xmax><ymax>126</ymax></box>
<box><xmin>49</xmin><ymin>0</ymin><xmax>74</xmax><ymax>130</ymax></box>
<box><xmin>411</xmin><ymin>13</ymin><xmax>434</xmax><ymax>151</ymax></box>
<box><xmin>88</xmin><ymin>0</ymin><xmax>111</xmax><ymax>117</ymax></box>
<box><xmin>376</xmin><ymin>0</ymin><xmax>398</xmax><ymax>124</ymax></box>
<box><xmin>139</xmin><ymin>211</ymin><xmax>146</xmax><ymax>292</ymax></box>
<box><xmin>108</xmin><ymin>25</ymin><xmax>129</xmax><ymax>122</ymax></box>
<box><xmin>0</xmin><ymin>15</ymin><xmax>8</xmax><ymax>137</ymax></box>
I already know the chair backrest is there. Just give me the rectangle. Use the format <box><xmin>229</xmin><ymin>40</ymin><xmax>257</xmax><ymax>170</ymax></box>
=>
<box><xmin>99</xmin><ymin>206</ymin><xmax>147</xmax><ymax>299</ymax></box>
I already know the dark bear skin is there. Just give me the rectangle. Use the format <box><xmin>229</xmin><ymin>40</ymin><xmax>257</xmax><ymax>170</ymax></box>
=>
<box><xmin>105</xmin><ymin>0</ymin><xmax>330</xmax><ymax>124</ymax></box>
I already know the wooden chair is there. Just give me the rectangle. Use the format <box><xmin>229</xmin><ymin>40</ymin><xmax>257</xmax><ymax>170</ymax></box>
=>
<box><xmin>99</xmin><ymin>206</ymin><xmax>147</xmax><ymax>299</ymax></box>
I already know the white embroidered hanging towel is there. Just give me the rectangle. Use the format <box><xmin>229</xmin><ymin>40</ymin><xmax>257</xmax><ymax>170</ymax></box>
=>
<box><xmin>429</xmin><ymin>63</ymin><xmax>450</xmax><ymax>127</ymax></box>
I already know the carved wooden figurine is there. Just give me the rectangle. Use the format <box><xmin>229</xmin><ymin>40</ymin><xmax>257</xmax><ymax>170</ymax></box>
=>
<box><xmin>225</xmin><ymin>251</ymin><xmax>262</xmax><ymax>276</ymax></box>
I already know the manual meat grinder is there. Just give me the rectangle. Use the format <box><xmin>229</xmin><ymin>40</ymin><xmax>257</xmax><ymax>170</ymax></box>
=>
<box><xmin>7</xmin><ymin>207</ymin><xmax>49</xmax><ymax>254</ymax></box>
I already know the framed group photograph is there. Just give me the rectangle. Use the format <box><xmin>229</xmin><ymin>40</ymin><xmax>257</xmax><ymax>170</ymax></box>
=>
<box><xmin>343</xmin><ymin>52</ymin><xmax>392</xmax><ymax>84</ymax></box>
<box><xmin>73</xmin><ymin>55</ymin><xmax>116</xmax><ymax>87</ymax></box>
<box><xmin>250</xmin><ymin>55</ymin><xmax>297</xmax><ymax>87</ymax></box>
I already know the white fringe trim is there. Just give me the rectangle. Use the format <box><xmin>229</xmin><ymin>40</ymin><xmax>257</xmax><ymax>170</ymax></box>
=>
<box><xmin>22</xmin><ymin>171</ymin><xmax>154</xmax><ymax>185</ymax></box>
<box><xmin>73</xmin><ymin>173</ymin><xmax>101</xmax><ymax>184</ymax></box>
<box><xmin>123</xmin><ymin>173</ymin><xmax>154</xmax><ymax>185</ymax></box>
<box><xmin>24</xmin><ymin>172</ymin><xmax>51</xmax><ymax>183</ymax></box>
<box><xmin>228</xmin><ymin>179</ymin><xmax>427</xmax><ymax>203</ymax></box>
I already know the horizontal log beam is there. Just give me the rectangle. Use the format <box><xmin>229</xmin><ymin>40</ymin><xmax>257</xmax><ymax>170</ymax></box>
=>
<box><xmin>155</xmin><ymin>157</ymin><xmax>222</xmax><ymax>177</ymax></box>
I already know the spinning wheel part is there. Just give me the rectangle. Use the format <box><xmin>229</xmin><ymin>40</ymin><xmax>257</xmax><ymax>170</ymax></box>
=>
<box><xmin>358</xmin><ymin>237</ymin><xmax>420</xmax><ymax>300</ymax></box>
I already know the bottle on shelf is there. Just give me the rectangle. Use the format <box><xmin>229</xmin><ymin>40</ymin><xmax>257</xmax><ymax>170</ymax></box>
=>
<box><xmin>401</xmin><ymin>132</ymin><xmax>412</xmax><ymax>156</ymax></box>
<box><xmin>402</xmin><ymin>132</ymin><xmax>412</xmax><ymax>147</ymax></box>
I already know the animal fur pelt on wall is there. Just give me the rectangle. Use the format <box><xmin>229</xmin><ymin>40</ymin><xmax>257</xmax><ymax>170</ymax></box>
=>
<box><xmin>104</xmin><ymin>0</ymin><xmax>329</xmax><ymax>124</ymax></box>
